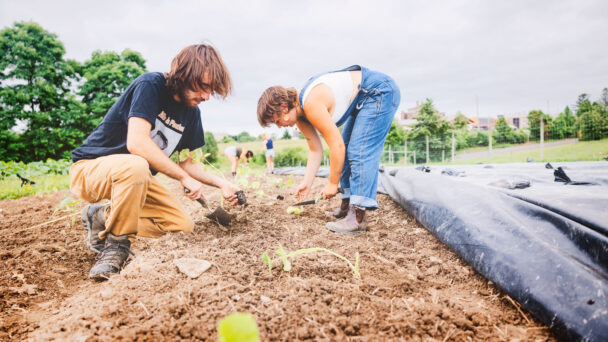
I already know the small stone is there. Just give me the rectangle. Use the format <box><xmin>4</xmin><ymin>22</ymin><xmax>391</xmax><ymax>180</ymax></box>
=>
<box><xmin>174</xmin><ymin>258</ymin><xmax>212</xmax><ymax>278</ymax></box>
<box><xmin>260</xmin><ymin>295</ymin><xmax>271</xmax><ymax>304</ymax></box>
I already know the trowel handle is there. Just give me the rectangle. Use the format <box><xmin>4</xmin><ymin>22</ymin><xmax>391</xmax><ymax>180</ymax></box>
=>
<box><xmin>184</xmin><ymin>188</ymin><xmax>208</xmax><ymax>206</ymax></box>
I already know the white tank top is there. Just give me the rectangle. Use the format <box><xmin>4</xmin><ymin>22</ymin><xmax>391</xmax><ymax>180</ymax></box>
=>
<box><xmin>301</xmin><ymin>71</ymin><xmax>354</xmax><ymax>123</ymax></box>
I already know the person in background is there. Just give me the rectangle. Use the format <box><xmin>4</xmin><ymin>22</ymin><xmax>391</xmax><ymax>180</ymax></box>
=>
<box><xmin>224</xmin><ymin>146</ymin><xmax>253</xmax><ymax>177</ymax></box>
<box><xmin>263</xmin><ymin>133</ymin><xmax>275</xmax><ymax>173</ymax></box>
<box><xmin>257</xmin><ymin>65</ymin><xmax>400</xmax><ymax>235</ymax></box>
<box><xmin>70</xmin><ymin>44</ymin><xmax>243</xmax><ymax>280</ymax></box>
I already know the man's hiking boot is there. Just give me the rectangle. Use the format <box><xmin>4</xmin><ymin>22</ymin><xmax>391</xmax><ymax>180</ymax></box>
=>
<box><xmin>89</xmin><ymin>233</ymin><xmax>133</xmax><ymax>280</ymax></box>
<box><xmin>325</xmin><ymin>198</ymin><xmax>350</xmax><ymax>219</ymax></box>
<box><xmin>326</xmin><ymin>206</ymin><xmax>367</xmax><ymax>235</ymax></box>
<box><xmin>81</xmin><ymin>204</ymin><xmax>108</xmax><ymax>253</ymax></box>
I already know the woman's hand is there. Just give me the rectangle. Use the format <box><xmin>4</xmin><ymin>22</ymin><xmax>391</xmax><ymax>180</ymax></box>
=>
<box><xmin>321</xmin><ymin>182</ymin><xmax>339</xmax><ymax>199</ymax></box>
<box><xmin>295</xmin><ymin>182</ymin><xmax>311</xmax><ymax>201</ymax></box>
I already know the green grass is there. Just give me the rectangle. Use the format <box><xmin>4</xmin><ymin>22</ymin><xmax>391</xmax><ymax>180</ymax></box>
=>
<box><xmin>0</xmin><ymin>174</ymin><xmax>70</xmax><ymax>200</ymax></box>
<box><xmin>450</xmin><ymin>138</ymin><xmax>608</xmax><ymax>165</ymax></box>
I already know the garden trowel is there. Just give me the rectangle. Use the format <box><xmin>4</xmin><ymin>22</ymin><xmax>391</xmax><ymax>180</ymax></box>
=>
<box><xmin>293</xmin><ymin>187</ymin><xmax>344</xmax><ymax>206</ymax></box>
<box><xmin>184</xmin><ymin>188</ymin><xmax>234</xmax><ymax>227</ymax></box>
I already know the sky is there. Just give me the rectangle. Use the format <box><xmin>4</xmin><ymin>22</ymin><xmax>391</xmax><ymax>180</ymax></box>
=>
<box><xmin>1</xmin><ymin>0</ymin><xmax>607</xmax><ymax>136</ymax></box>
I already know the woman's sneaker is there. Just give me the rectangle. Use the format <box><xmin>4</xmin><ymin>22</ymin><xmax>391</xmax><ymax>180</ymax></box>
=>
<box><xmin>81</xmin><ymin>204</ymin><xmax>108</xmax><ymax>253</ymax></box>
<box><xmin>89</xmin><ymin>233</ymin><xmax>134</xmax><ymax>280</ymax></box>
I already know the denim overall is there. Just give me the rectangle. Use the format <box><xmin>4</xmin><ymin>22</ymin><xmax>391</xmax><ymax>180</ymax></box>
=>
<box><xmin>299</xmin><ymin>65</ymin><xmax>401</xmax><ymax>209</ymax></box>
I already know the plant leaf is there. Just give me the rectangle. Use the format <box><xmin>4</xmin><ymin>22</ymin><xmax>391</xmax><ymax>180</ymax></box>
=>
<box><xmin>261</xmin><ymin>253</ymin><xmax>272</xmax><ymax>275</ymax></box>
<box><xmin>217</xmin><ymin>313</ymin><xmax>260</xmax><ymax>342</ymax></box>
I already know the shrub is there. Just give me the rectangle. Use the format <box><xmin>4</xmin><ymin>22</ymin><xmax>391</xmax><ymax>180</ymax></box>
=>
<box><xmin>274</xmin><ymin>147</ymin><xmax>307</xmax><ymax>167</ymax></box>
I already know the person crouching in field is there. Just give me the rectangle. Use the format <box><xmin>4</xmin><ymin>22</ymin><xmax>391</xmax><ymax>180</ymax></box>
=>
<box><xmin>262</xmin><ymin>133</ymin><xmax>275</xmax><ymax>173</ymax></box>
<box><xmin>223</xmin><ymin>146</ymin><xmax>253</xmax><ymax>177</ymax></box>
<box><xmin>70</xmin><ymin>44</ymin><xmax>243</xmax><ymax>280</ymax></box>
<box><xmin>257</xmin><ymin>65</ymin><xmax>400</xmax><ymax>234</ymax></box>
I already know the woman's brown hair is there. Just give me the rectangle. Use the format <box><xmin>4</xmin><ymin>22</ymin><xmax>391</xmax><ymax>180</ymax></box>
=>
<box><xmin>166</xmin><ymin>43</ymin><xmax>232</xmax><ymax>101</ymax></box>
<box><xmin>257</xmin><ymin>86</ymin><xmax>298</xmax><ymax>127</ymax></box>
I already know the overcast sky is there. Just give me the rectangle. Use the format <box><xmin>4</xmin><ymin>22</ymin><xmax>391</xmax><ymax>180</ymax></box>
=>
<box><xmin>1</xmin><ymin>0</ymin><xmax>607</xmax><ymax>136</ymax></box>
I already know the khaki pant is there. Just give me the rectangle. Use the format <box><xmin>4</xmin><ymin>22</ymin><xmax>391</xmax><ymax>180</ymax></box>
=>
<box><xmin>69</xmin><ymin>154</ymin><xmax>194</xmax><ymax>239</ymax></box>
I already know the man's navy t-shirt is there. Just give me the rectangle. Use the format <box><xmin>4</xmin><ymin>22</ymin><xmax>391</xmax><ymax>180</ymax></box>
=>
<box><xmin>72</xmin><ymin>72</ymin><xmax>205</xmax><ymax>171</ymax></box>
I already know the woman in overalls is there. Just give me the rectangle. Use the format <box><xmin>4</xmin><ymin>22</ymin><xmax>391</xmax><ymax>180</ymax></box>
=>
<box><xmin>257</xmin><ymin>65</ymin><xmax>400</xmax><ymax>234</ymax></box>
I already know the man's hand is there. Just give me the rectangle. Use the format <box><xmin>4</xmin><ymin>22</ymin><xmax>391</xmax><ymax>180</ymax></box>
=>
<box><xmin>295</xmin><ymin>182</ymin><xmax>312</xmax><ymax>201</ymax></box>
<box><xmin>182</xmin><ymin>177</ymin><xmax>206</xmax><ymax>201</ymax></box>
<box><xmin>220</xmin><ymin>182</ymin><xmax>241</xmax><ymax>206</ymax></box>
<box><xmin>321</xmin><ymin>182</ymin><xmax>338</xmax><ymax>199</ymax></box>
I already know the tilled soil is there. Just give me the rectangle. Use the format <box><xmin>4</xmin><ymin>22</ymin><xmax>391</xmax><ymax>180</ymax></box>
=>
<box><xmin>0</xmin><ymin>172</ymin><xmax>555</xmax><ymax>341</ymax></box>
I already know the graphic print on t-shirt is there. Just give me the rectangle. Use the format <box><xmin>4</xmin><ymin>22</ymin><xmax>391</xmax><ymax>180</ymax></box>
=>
<box><xmin>150</xmin><ymin>111</ymin><xmax>185</xmax><ymax>156</ymax></box>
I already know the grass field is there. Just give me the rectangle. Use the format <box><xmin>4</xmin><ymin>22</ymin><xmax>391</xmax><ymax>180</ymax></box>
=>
<box><xmin>0</xmin><ymin>174</ymin><xmax>71</xmax><ymax>200</ymax></box>
<box><xmin>450</xmin><ymin>138</ymin><xmax>608</xmax><ymax>165</ymax></box>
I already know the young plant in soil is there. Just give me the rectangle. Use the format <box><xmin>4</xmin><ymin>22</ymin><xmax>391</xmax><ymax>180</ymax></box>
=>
<box><xmin>53</xmin><ymin>196</ymin><xmax>82</xmax><ymax>226</ymax></box>
<box><xmin>217</xmin><ymin>312</ymin><xmax>260</xmax><ymax>342</ymax></box>
<box><xmin>262</xmin><ymin>245</ymin><xmax>361</xmax><ymax>278</ymax></box>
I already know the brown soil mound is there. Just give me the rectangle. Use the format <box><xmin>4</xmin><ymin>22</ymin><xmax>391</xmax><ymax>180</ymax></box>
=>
<box><xmin>0</xmin><ymin>172</ymin><xmax>555</xmax><ymax>341</ymax></box>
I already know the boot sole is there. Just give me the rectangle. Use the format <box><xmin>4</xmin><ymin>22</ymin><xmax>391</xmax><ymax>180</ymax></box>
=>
<box><xmin>325</xmin><ymin>225</ymin><xmax>368</xmax><ymax>235</ymax></box>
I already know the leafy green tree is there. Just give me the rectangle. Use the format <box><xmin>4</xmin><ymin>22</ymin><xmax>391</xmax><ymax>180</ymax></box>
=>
<box><xmin>281</xmin><ymin>129</ymin><xmax>292</xmax><ymax>140</ymax></box>
<box><xmin>78</xmin><ymin>49</ymin><xmax>146</xmax><ymax>127</ymax></box>
<box><xmin>235</xmin><ymin>131</ymin><xmax>255</xmax><ymax>142</ymax></box>
<box><xmin>493</xmin><ymin>117</ymin><xmax>513</xmax><ymax>143</ymax></box>
<box><xmin>576</xmin><ymin>94</ymin><xmax>592</xmax><ymax>116</ymax></box>
<box><xmin>0</xmin><ymin>21</ymin><xmax>83</xmax><ymax>162</ymax></box>
<box><xmin>551</xmin><ymin>106</ymin><xmax>576</xmax><ymax>139</ymax></box>
<box><xmin>453</xmin><ymin>112</ymin><xmax>469</xmax><ymax>130</ymax></box>
<box><xmin>384</xmin><ymin>118</ymin><xmax>406</xmax><ymax>147</ymax></box>
<box><xmin>406</xmin><ymin>99</ymin><xmax>451</xmax><ymax>162</ymax></box>
<box><xmin>201</xmin><ymin>132</ymin><xmax>218</xmax><ymax>163</ymax></box>
<box><xmin>600</xmin><ymin>88</ymin><xmax>608</xmax><ymax>108</ymax></box>
<box><xmin>527</xmin><ymin>110</ymin><xmax>552</xmax><ymax>141</ymax></box>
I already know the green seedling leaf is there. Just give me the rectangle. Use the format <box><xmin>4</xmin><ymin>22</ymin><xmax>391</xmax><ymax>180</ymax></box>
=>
<box><xmin>238</xmin><ymin>178</ymin><xmax>249</xmax><ymax>188</ymax></box>
<box><xmin>217</xmin><ymin>312</ymin><xmax>260</xmax><ymax>342</ymax></box>
<box><xmin>286</xmin><ymin>206</ymin><xmax>304</xmax><ymax>215</ymax></box>
<box><xmin>262</xmin><ymin>245</ymin><xmax>360</xmax><ymax>278</ymax></box>
<box><xmin>178</xmin><ymin>149</ymin><xmax>190</xmax><ymax>162</ymax></box>
<box><xmin>250</xmin><ymin>181</ymin><xmax>260</xmax><ymax>189</ymax></box>
<box><xmin>286</xmin><ymin>174</ymin><xmax>293</xmax><ymax>186</ymax></box>
<box><xmin>261</xmin><ymin>253</ymin><xmax>273</xmax><ymax>275</ymax></box>
<box><xmin>191</xmin><ymin>148</ymin><xmax>203</xmax><ymax>163</ymax></box>
<box><xmin>255</xmin><ymin>190</ymin><xmax>266</xmax><ymax>198</ymax></box>
<box><xmin>275</xmin><ymin>245</ymin><xmax>292</xmax><ymax>271</ymax></box>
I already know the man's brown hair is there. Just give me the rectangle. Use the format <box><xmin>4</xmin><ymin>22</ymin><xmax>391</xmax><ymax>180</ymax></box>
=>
<box><xmin>257</xmin><ymin>86</ymin><xmax>298</xmax><ymax>127</ymax></box>
<box><xmin>166</xmin><ymin>43</ymin><xmax>232</xmax><ymax>101</ymax></box>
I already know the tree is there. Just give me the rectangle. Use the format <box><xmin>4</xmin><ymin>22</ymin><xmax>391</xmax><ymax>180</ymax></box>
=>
<box><xmin>384</xmin><ymin>118</ymin><xmax>406</xmax><ymax>147</ymax></box>
<box><xmin>281</xmin><ymin>129</ymin><xmax>292</xmax><ymax>140</ymax></box>
<box><xmin>406</xmin><ymin>99</ymin><xmax>451</xmax><ymax>162</ymax></box>
<box><xmin>201</xmin><ymin>132</ymin><xmax>218</xmax><ymax>163</ymax></box>
<box><xmin>453</xmin><ymin>112</ymin><xmax>469</xmax><ymax>130</ymax></box>
<box><xmin>575</xmin><ymin>93</ymin><xmax>592</xmax><ymax>116</ymax></box>
<box><xmin>600</xmin><ymin>88</ymin><xmax>608</xmax><ymax>108</ymax></box>
<box><xmin>78</xmin><ymin>49</ymin><xmax>146</xmax><ymax>127</ymax></box>
<box><xmin>235</xmin><ymin>131</ymin><xmax>255</xmax><ymax>142</ymax></box>
<box><xmin>527</xmin><ymin>110</ymin><xmax>552</xmax><ymax>141</ymax></box>
<box><xmin>493</xmin><ymin>117</ymin><xmax>513</xmax><ymax>143</ymax></box>
<box><xmin>0</xmin><ymin>21</ymin><xmax>83</xmax><ymax>162</ymax></box>
<box><xmin>552</xmin><ymin>106</ymin><xmax>576</xmax><ymax>139</ymax></box>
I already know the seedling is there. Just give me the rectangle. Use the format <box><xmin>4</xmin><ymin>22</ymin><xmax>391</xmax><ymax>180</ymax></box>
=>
<box><xmin>217</xmin><ymin>312</ymin><xmax>260</xmax><ymax>342</ymax></box>
<box><xmin>53</xmin><ymin>196</ymin><xmax>82</xmax><ymax>226</ymax></box>
<box><xmin>286</xmin><ymin>206</ymin><xmax>304</xmax><ymax>215</ymax></box>
<box><xmin>250</xmin><ymin>181</ymin><xmax>260</xmax><ymax>189</ymax></box>
<box><xmin>255</xmin><ymin>190</ymin><xmax>267</xmax><ymax>198</ymax></box>
<box><xmin>262</xmin><ymin>245</ymin><xmax>360</xmax><ymax>278</ymax></box>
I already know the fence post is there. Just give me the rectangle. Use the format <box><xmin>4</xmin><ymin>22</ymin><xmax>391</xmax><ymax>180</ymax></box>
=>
<box><xmin>488</xmin><ymin>125</ymin><xmax>493</xmax><ymax>162</ymax></box>
<box><xmin>451</xmin><ymin>131</ymin><xmax>455</xmax><ymax>162</ymax></box>
<box><xmin>413</xmin><ymin>151</ymin><xmax>416</xmax><ymax>166</ymax></box>
<box><xmin>404</xmin><ymin>140</ymin><xmax>408</xmax><ymax>165</ymax></box>
<box><xmin>388</xmin><ymin>145</ymin><xmax>392</xmax><ymax>164</ymax></box>
<box><xmin>540</xmin><ymin>116</ymin><xmax>544</xmax><ymax>160</ymax></box>
<box><xmin>442</xmin><ymin>150</ymin><xmax>445</xmax><ymax>163</ymax></box>
<box><xmin>425</xmin><ymin>135</ymin><xmax>430</xmax><ymax>164</ymax></box>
